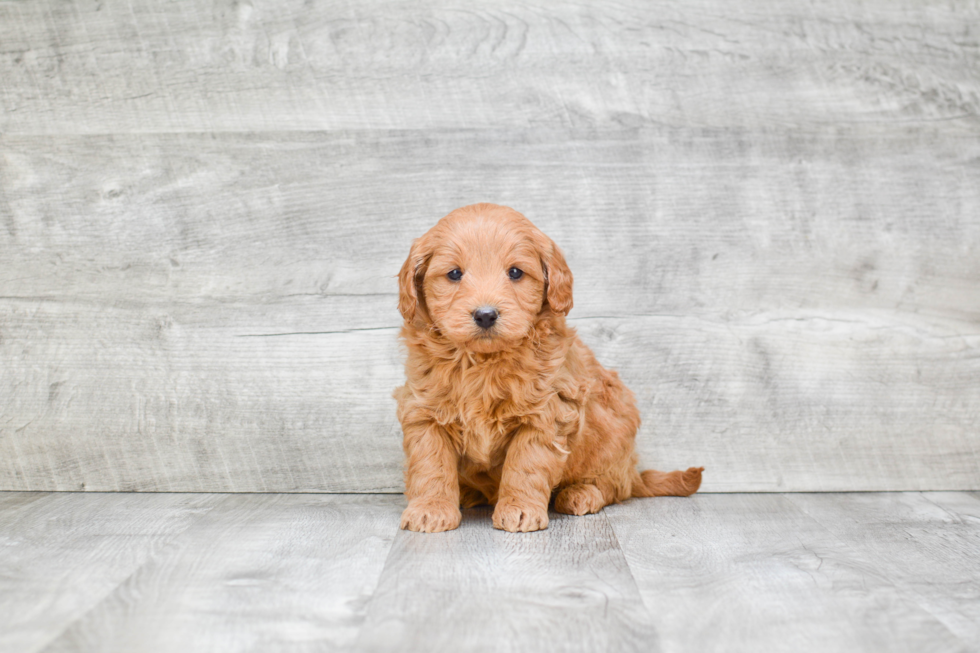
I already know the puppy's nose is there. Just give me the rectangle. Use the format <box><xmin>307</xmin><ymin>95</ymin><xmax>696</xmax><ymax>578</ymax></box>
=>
<box><xmin>472</xmin><ymin>307</ymin><xmax>499</xmax><ymax>330</ymax></box>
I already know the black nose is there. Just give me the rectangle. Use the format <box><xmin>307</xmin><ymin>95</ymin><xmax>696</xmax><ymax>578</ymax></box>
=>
<box><xmin>473</xmin><ymin>307</ymin><xmax>499</xmax><ymax>330</ymax></box>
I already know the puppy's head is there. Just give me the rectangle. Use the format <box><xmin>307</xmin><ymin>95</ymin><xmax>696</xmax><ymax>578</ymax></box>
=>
<box><xmin>398</xmin><ymin>203</ymin><xmax>572</xmax><ymax>353</ymax></box>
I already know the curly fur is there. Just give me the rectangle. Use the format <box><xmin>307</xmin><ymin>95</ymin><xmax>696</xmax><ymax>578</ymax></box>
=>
<box><xmin>395</xmin><ymin>203</ymin><xmax>702</xmax><ymax>533</ymax></box>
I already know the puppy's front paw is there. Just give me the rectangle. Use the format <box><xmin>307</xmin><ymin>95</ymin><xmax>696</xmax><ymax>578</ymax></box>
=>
<box><xmin>492</xmin><ymin>499</ymin><xmax>549</xmax><ymax>532</ymax></box>
<box><xmin>400</xmin><ymin>499</ymin><xmax>461</xmax><ymax>533</ymax></box>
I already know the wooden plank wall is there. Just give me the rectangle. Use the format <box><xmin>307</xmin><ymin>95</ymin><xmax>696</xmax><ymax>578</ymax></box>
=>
<box><xmin>1</xmin><ymin>0</ymin><xmax>978</xmax><ymax>492</ymax></box>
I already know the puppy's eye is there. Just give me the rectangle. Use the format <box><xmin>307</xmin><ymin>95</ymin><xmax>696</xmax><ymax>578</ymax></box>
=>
<box><xmin>508</xmin><ymin>267</ymin><xmax>524</xmax><ymax>280</ymax></box>
<box><xmin>447</xmin><ymin>269</ymin><xmax>463</xmax><ymax>282</ymax></box>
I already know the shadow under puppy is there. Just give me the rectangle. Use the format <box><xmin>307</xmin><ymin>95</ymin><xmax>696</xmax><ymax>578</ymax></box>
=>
<box><xmin>395</xmin><ymin>203</ymin><xmax>702</xmax><ymax>533</ymax></box>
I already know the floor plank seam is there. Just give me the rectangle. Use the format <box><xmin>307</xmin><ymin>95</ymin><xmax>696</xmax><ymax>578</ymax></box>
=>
<box><xmin>599</xmin><ymin>507</ymin><xmax>658</xmax><ymax>625</ymax></box>
<box><xmin>348</xmin><ymin>502</ymin><xmax>409</xmax><ymax>651</ymax></box>
<box><xmin>30</xmin><ymin>496</ymin><xmax>229</xmax><ymax>653</ymax></box>
<box><xmin>782</xmin><ymin>493</ymin><xmax>974</xmax><ymax>652</ymax></box>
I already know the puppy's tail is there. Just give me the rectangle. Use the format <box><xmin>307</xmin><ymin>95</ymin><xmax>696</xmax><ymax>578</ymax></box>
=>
<box><xmin>631</xmin><ymin>467</ymin><xmax>704</xmax><ymax>498</ymax></box>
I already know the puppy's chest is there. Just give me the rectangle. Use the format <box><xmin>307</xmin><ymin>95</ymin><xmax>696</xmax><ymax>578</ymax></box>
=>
<box><xmin>437</xmin><ymin>374</ymin><xmax>531</xmax><ymax>468</ymax></box>
<box><xmin>442</xmin><ymin>395</ymin><xmax>518</xmax><ymax>467</ymax></box>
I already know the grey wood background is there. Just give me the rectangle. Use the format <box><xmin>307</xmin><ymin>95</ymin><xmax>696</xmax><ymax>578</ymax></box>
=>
<box><xmin>1</xmin><ymin>0</ymin><xmax>978</xmax><ymax>492</ymax></box>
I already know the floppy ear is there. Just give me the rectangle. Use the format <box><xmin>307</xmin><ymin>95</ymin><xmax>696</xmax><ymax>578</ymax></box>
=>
<box><xmin>541</xmin><ymin>238</ymin><xmax>573</xmax><ymax>315</ymax></box>
<box><xmin>397</xmin><ymin>235</ymin><xmax>433</xmax><ymax>325</ymax></box>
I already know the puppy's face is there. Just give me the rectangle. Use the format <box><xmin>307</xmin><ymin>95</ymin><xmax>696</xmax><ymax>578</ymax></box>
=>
<box><xmin>399</xmin><ymin>204</ymin><xmax>573</xmax><ymax>353</ymax></box>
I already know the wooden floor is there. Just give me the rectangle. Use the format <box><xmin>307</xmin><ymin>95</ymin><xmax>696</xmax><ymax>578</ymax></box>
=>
<box><xmin>1</xmin><ymin>492</ymin><xmax>978</xmax><ymax>653</ymax></box>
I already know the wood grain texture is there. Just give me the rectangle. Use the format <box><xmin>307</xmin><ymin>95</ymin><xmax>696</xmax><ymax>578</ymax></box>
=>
<box><xmin>354</xmin><ymin>507</ymin><xmax>658</xmax><ymax>653</ymax></box>
<box><xmin>3</xmin><ymin>129</ymin><xmax>979</xmax><ymax>319</ymax></box>
<box><xmin>2</xmin><ymin>128</ymin><xmax>978</xmax><ymax>492</ymax></box>
<box><xmin>1</xmin><ymin>0</ymin><xmax>977</xmax><ymax>134</ymax></box>
<box><xmin>0</xmin><ymin>492</ymin><xmax>224</xmax><ymax>653</ymax></box>
<box><xmin>787</xmin><ymin>492</ymin><xmax>980</xmax><ymax>647</ymax></box>
<box><xmin>0</xmin><ymin>491</ymin><xmax>50</xmax><ymax>517</ymax></box>
<box><xmin>0</xmin><ymin>493</ymin><xmax>403</xmax><ymax>653</ymax></box>
<box><xmin>0</xmin><ymin>301</ymin><xmax>406</xmax><ymax>492</ymax></box>
<box><xmin>4</xmin><ymin>492</ymin><xmax>979</xmax><ymax>653</ymax></box>
<box><xmin>606</xmin><ymin>494</ymin><xmax>974</xmax><ymax>653</ymax></box>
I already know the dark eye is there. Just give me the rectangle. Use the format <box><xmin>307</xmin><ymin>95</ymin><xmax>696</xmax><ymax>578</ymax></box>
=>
<box><xmin>447</xmin><ymin>269</ymin><xmax>463</xmax><ymax>281</ymax></box>
<box><xmin>508</xmin><ymin>267</ymin><xmax>524</xmax><ymax>280</ymax></box>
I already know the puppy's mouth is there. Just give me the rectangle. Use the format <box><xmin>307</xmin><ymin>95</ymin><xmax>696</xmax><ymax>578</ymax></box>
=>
<box><xmin>467</xmin><ymin>328</ymin><xmax>511</xmax><ymax>352</ymax></box>
<box><xmin>473</xmin><ymin>330</ymin><xmax>500</xmax><ymax>345</ymax></box>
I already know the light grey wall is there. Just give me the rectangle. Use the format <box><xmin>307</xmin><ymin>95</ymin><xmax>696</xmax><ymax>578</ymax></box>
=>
<box><xmin>1</xmin><ymin>1</ymin><xmax>978</xmax><ymax>492</ymax></box>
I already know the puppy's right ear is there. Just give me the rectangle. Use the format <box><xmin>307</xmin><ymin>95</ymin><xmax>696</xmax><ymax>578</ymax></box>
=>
<box><xmin>397</xmin><ymin>235</ymin><xmax>432</xmax><ymax>326</ymax></box>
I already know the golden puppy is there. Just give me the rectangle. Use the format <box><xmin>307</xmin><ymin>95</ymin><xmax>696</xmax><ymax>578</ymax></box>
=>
<box><xmin>395</xmin><ymin>204</ymin><xmax>702</xmax><ymax>533</ymax></box>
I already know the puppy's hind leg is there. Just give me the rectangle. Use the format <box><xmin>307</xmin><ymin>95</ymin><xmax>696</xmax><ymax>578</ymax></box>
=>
<box><xmin>555</xmin><ymin>465</ymin><xmax>704</xmax><ymax>515</ymax></box>
<box><xmin>553</xmin><ymin>483</ymin><xmax>605</xmax><ymax>516</ymax></box>
<box><xmin>553</xmin><ymin>467</ymin><xmax>634</xmax><ymax>516</ymax></box>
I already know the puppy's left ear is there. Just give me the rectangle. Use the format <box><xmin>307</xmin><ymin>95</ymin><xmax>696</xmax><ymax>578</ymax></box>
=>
<box><xmin>540</xmin><ymin>237</ymin><xmax>573</xmax><ymax>316</ymax></box>
<box><xmin>397</xmin><ymin>234</ymin><xmax>433</xmax><ymax>326</ymax></box>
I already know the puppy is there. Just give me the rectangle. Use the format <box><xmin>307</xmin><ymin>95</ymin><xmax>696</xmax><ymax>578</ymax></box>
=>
<box><xmin>395</xmin><ymin>203</ymin><xmax>702</xmax><ymax>533</ymax></box>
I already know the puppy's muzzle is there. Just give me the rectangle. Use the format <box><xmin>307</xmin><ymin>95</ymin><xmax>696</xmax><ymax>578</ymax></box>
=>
<box><xmin>472</xmin><ymin>306</ymin><xmax>499</xmax><ymax>330</ymax></box>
